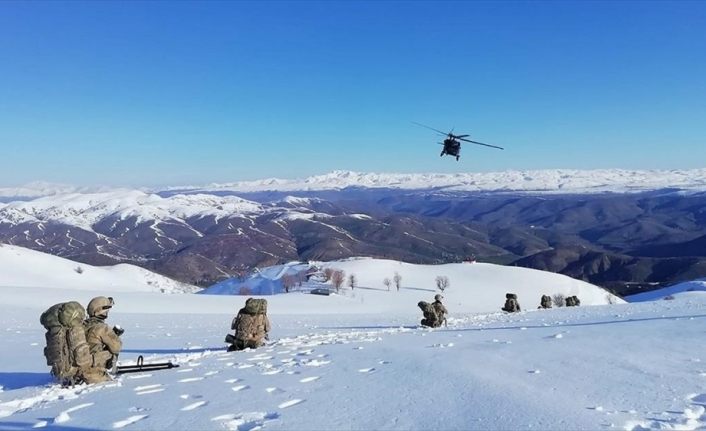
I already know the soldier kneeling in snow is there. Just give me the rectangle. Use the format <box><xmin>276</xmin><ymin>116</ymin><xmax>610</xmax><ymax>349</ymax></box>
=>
<box><xmin>227</xmin><ymin>298</ymin><xmax>271</xmax><ymax>351</ymax></box>
<box><xmin>502</xmin><ymin>293</ymin><xmax>521</xmax><ymax>313</ymax></box>
<box><xmin>84</xmin><ymin>296</ymin><xmax>123</xmax><ymax>383</ymax></box>
<box><xmin>418</xmin><ymin>300</ymin><xmax>441</xmax><ymax>328</ymax></box>
<box><xmin>539</xmin><ymin>294</ymin><xmax>552</xmax><ymax>309</ymax></box>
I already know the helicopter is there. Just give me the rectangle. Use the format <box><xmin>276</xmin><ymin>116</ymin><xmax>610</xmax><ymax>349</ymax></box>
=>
<box><xmin>413</xmin><ymin>122</ymin><xmax>504</xmax><ymax>161</ymax></box>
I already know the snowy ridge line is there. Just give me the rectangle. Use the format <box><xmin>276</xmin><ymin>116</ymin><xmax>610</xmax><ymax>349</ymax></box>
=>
<box><xmin>3</xmin><ymin>168</ymin><xmax>706</xmax><ymax>201</ymax></box>
<box><xmin>166</xmin><ymin>168</ymin><xmax>706</xmax><ymax>194</ymax></box>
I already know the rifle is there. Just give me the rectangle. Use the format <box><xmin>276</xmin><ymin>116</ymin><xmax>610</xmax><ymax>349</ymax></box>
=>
<box><xmin>115</xmin><ymin>355</ymin><xmax>180</xmax><ymax>375</ymax></box>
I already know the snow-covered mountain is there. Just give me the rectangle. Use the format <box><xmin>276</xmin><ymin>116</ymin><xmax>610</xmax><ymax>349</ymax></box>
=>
<box><xmin>170</xmin><ymin>168</ymin><xmax>706</xmax><ymax>194</ymax></box>
<box><xmin>203</xmin><ymin>258</ymin><xmax>623</xmax><ymax>313</ymax></box>
<box><xmin>3</xmin><ymin>169</ymin><xmax>706</xmax><ymax>292</ymax></box>
<box><xmin>627</xmin><ymin>278</ymin><xmax>706</xmax><ymax>302</ymax></box>
<box><xmin>0</xmin><ymin>243</ymin><xmax>199</xmax><ymax>293</ymax></box>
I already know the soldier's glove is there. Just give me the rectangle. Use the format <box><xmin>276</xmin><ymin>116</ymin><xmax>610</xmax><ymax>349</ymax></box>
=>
<box><xmin>113</xmin><ymin>325</ymin><xmax>125</xmax><ymax>336</ymax></box>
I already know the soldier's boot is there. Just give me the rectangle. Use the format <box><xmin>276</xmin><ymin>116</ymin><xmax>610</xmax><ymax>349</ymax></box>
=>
<box><xmin>81</xmin><ymin>367</ymin><xmax>111</xmax><ymax>384</ymax></box>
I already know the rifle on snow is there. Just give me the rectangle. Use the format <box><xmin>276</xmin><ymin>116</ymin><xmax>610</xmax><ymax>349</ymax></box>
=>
<box><xmin>115</xmin><ymin>355</ymin><xmax>180</xmax><ymax>375</ymax></box>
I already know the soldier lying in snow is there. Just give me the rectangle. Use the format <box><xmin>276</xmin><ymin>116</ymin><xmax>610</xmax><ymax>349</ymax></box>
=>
<box><xmin>227</xmin><ymin>298</ymin><xmax>271</xmax><ymax>351</ymax></box>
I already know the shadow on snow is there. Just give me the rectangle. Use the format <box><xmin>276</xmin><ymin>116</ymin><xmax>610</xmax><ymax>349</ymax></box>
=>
<box><xmin>0</xmin><ymin>372</ymin><xmax>53</xmax><ymax>391</ymax></box>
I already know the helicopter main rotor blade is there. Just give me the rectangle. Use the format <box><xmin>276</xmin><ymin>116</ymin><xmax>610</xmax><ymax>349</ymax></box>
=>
<box><xmin>412</xmin><ymin>121</ymin><xmax>449</xmax><ymax>137</ymax></box>
<box><xmin>458</xmin><ymin>137</ymin><xmax>504</xmax><ymax>150</ymax></box>
<box><xmin>454</xmin><ymin>134</ymin><xmax>469</xmax><ymax>138</ymax></box>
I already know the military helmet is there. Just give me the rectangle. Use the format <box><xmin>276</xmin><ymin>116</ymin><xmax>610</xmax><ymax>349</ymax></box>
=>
<box><xmin>434</xmin><ymin>294</ymin><xmax>443</xmax><ymax>301</ymax></box>
<box><xmin>87</xmin><ymin>296</ymin><xmax>114</xmax><ymax>318</ymax></box>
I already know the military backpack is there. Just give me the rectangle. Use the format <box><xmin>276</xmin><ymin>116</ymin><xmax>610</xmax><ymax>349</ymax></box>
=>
<box><xmin>244</xmin><ymin>298</ymin><xmax>267</xmax><ymax>315</ymax></box>
<box><xmin>40</xmin><ymin>301</ymin><xmax>92</xmax><ymax>384</ymax></box>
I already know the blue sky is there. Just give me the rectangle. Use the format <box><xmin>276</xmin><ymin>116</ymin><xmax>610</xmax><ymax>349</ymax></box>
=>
<box><xmin>0</xmin><ymin>1</ymin><xmax>705</xmax><ymax>187</ymax></box>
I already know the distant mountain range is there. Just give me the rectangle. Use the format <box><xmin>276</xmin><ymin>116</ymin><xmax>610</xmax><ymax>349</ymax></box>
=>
<box><xmin>2</xmin><ymin>168</ymin><xmax>706</xmax><ymax>295</ymax></box>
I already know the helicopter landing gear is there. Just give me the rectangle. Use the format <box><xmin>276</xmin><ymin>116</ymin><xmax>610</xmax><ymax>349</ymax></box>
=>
<box><xmin>456</xmin><ymin>156</ymin><xmax>460</xmax><ymax>161</ymax></box>
<box><xmin>440</xmin><ymin>151</ymin><xmax>445</xmax><ymax>157</ymax></box>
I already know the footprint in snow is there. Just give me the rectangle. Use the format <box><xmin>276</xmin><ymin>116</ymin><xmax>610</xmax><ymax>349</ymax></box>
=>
<box><xmin>303</xmin><ymin>359</ymin><xmax>330</xmax><ymax>367</ymax></box>
<box><xmin>232</xmin><ymin>385</ymin><xmax>250</xmax><ymax>392</ymax></box>
<box><xmin>179</xmin><ymin>377</ymin><xmax>204</xmax><ymax>383</ymax></box>
<box><xmin>176</xmin><ymin>368</ymin><xmax>194</xmax><ymax>373</ymax></box>
<box><xmin>211</xmin><ymin>412</ymin><xmax>279</xmax><ymax>431</ymax></box>
<box><xmin>134</xmin><ymin>384</ymin><xmax>165</xmax><ymax>395</ymax></box>
<box><xmin>299</xmin><ymin>376</ymin><xmax>320</xmax><ymax>383</ymax></box>
<box><xmin>278</xmin><ymin>399</ymin><xmax>305</xmax><ymax>409</ymax></box>
<box><xmin>181</xmin><ymin>401</ymin><xmax>208</xmax><ymax>411</ymax></box>
<box><xmin>378</xmin><ymin>360</ymin><xmax>391</xmax><ymax>365</ymax></box>
<box><xmin>204</xmin><ymin>371</ymin><xmax>219</xmax><ymax>376</ymax></box>
<box><xmin>358</xmin><ymin>368</ymin><xmax>376</xmax><ymax>374</ymax></box>
<box><xmin>689</xmin><ymin>393</ymin><xmax>706</xmax><ymax>404</ymax></box>
<box><xmin>134</xmin><ymin>384</ymin><xmax>161</xmax><ymax>392</ymax></box>
<box><xmin>266</xmin><ymin>387</ymin><xmax>285</xmax><ymax>393</ymax></box>
<box><xmin>113</xmin><ymin>415</ymin><xmax>148</xmax><ymax>429</ymax></box>
<box><xmin>237</xmin><ymin>364</ymin><xmax>255</xmax><ymax>369</ymax></box>
<box><xmin>54</xmin><ymin>403</ymin><xmax>94</xmax><ymax>423</ymax></box>
<box><xmin>126</xmin><ymin>373</ymin><xmax>153</xmax><ymax>380</ymax></box>
<box><xmin>224</xmin><ymin>378</ymin><xmax>240</xmax><ymax>384</ymax></box>
<box><xmin>262</xmin><ymin>369</ymin><xmax>282</xmax><ymax>375</ymax></box>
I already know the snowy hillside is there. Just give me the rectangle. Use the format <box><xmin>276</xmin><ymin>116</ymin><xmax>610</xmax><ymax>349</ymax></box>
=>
<box><xmin>627</xmin><ymin>278</ymin><xmax>706</xmax><ymax>302</ymax></box>
<box><xmin>203</xmin><ymin>258</ymin><xmax>623</xmax><ymax>313</ymax></box>
<box><xmin>0</xmin><ymin>243</ymin><xmax>199</xmax><ymax>293</ymax></box>
<box><xmin>172</xmin><ymin>168</ymin><xmax>706</xmax><ymax>194</ymax></box>
<box><xmin>0</xmin><ymin>280</ymin><xmax>705</xmax><ymax>430</ymax></box>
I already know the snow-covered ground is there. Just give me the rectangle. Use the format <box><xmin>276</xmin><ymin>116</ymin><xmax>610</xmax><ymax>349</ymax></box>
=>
<box><xmin>203</xmin><ymin>258</ymin><xmax>622</xmax><ymax>313</ymax></box>
<box><xmin>0</xmin><ymin>244</ymin><xmax>199</xmax><ymax>294</ymax></box>
<box><xmin>1</xmin><ymin>254</ymin><xmax>705</xmax><ymax>430</ymax></box>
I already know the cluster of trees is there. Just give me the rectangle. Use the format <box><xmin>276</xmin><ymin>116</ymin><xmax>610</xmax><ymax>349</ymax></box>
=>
<box><xmin>382</xmin><ymin>272</ymin><xmax>402</xmax><ymax>291</ymax></box>
<box><xmin>281</xmin><ymin>270</ymin><xmax>309</xmax><ymax>293</ymax></box>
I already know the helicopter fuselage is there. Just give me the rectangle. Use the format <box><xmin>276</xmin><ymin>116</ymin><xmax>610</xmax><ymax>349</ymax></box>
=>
<box><xmin>441</xmin><ymin>138</ymin><xmax>461</xmax><ymax>160</ymax></box>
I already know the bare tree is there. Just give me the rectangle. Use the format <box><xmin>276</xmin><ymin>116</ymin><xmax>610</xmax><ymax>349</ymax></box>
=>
<box><xmin>348</xmin><ymin>274</ymin><xmax>356</xmax><ymax>290</ymax></box>
<box><xmin>331</xmin><ymin>270</ymin><xmax>346</xmax><ymax>292</ymax></box>
<box><xmin>295</xmin><ymin>270</ymin><xmax>307</xmax><ymax>287</ymax></box>
<box><xmin>435</xmin><ymin>275</ymin><xmax>449</xmax><ymax>292</ymax></box>
<box><xmin>281</xmin><ymin>274</ymin><xmax>295</xmax><ymax>293</ymax></box>
<box><xmin>323</xmin><ymin>268</ymin><xmax>335</xmax><ymax>282</ymax></box>
<box><xmin>383</xmin><ymin>278</ymin><xmax>391</xmax><ymax>291</ymax></box>
<box><xmin>393</xmin><ymin>272</ymin><xmax>402</xmax><ymax>291</ymax></box>
<box><xmin>552</xmin><ymin>293</ymin><xmax>565</xmax><ymax>308</ymax></box>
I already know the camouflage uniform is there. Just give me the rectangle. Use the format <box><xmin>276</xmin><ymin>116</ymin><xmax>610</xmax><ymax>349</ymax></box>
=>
<box><xmin>229</xmin><ymin>300</ymin><xmax>271</xmax><ymax>351</ymax></box>
<box><xmin>418</xmin><ymin>301</ymin><xmax>439</xmax><ymax>328</ymax></box>
<box><xmin>83</xmin><ymin>297</ymin><xmax>122</xmax><ymax>383</ymax></box>
<box><xmin>502</xmin><ymin>293</ymin><xmax>521</xmax><ymax>313</ymax></box>
<box><xmin>539</xmin><ymin>295</ymin><xmax>552</xmax><ymax>309</ymax></box>
<box><xmin>432</xmin><ymin>294</ymin><xmax>448</xmax><ymax>326</ymax></box>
